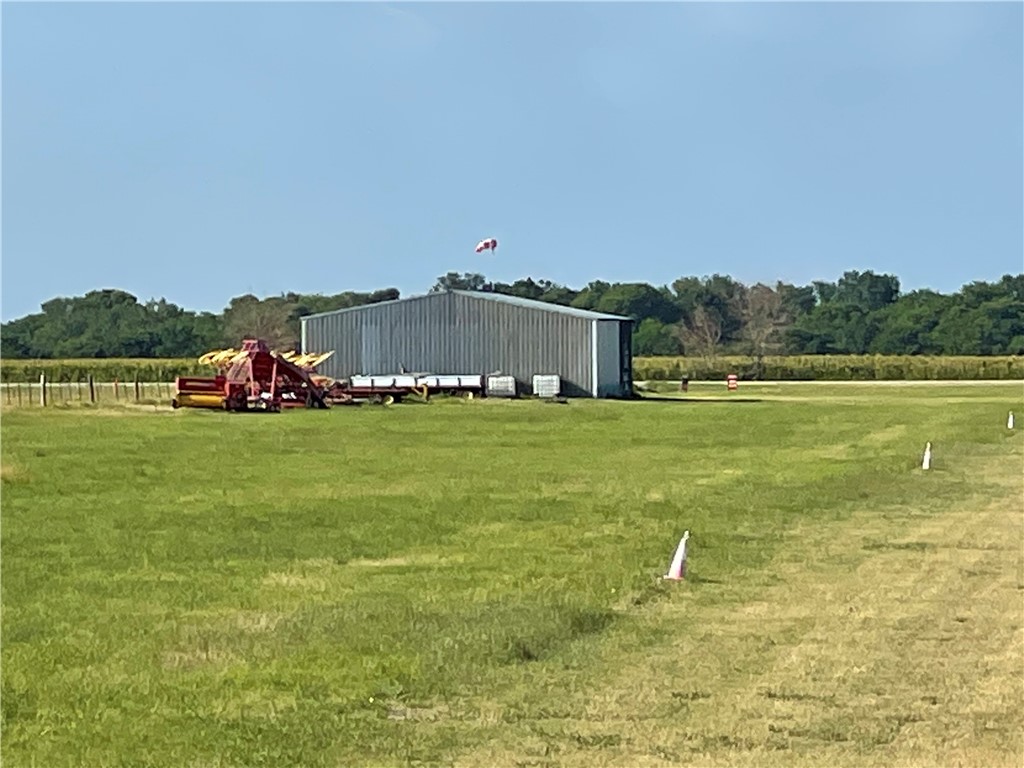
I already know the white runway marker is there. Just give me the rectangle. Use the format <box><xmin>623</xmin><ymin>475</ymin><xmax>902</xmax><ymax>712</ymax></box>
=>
<box><xmin>663</xmin><ymin>530</ymin><xmax>689</xmax><ymax>580</ymax></box>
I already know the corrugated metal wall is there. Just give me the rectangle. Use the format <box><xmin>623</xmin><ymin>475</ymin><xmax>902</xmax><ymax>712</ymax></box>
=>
<box><xmin>301</xmin><ymin>292</ymin><xmax>624</xmax><ymax>397</ymax></box>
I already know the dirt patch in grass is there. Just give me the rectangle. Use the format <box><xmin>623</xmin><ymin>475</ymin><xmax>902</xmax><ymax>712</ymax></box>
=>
<box><xmin>1</xmin><ymin>463</ymin><xmax>29</xmax><ymax>483</ymax></box>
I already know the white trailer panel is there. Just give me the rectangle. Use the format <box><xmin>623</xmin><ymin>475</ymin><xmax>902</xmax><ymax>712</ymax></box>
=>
<box><xmin>416</xmin><ymin>375</ymin><xmax>484</xmax><ymax>389</ymax></box>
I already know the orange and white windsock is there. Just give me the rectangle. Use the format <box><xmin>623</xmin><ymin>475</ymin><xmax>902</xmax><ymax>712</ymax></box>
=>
<box><xmin>475</xmin><ymin>237</ymin><xmax>498</xmax><ymax>253</ymax></box>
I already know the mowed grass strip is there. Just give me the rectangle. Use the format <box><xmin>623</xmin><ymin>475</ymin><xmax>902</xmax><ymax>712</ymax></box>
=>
<box><xmin>1</xmin><ymin>383</ymin><xmax>1021</xmax><ymax>767</ymax></box>
<box><xmin>452</xmin><ymin>446</ymin><xmax>1024</xmax><ymax>768</ymax></box>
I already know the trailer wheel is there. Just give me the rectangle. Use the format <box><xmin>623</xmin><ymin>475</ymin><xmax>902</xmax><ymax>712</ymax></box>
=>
<box><xmin>171</xmin><ymin>398</ymin><xmax>179</xmax><ymax>409</ymax></box>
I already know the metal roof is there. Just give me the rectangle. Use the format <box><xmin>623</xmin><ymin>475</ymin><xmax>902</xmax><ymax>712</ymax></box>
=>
<box><xmin>299</xmin><ymin>289</ymin><xmax>632</xmax><ymax>322</ymax></box>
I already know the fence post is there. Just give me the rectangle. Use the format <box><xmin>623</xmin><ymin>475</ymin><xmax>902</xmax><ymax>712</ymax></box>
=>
<box><xmin>114</xmin><ymin>378</ymin><xmax>119</xmax><ymax>400</ymax></box>
<box><xmin>17</xmin><ymin>384</ymin><xmax>23</xmax><ymax>407</ymax></box>
<box><xmin>39</xmin><ymin>374</ymin><xmax>47</xmax><ymax>407</ymax></box>
<box><xmin>88</xmin><ymin>375</ymin><xmax>96</xmax><ymax>404</ymax></box>
<box><xmin>134</xmin><ymin>375</ymin><xmax>141</xmax><ymax>402</ymax></box>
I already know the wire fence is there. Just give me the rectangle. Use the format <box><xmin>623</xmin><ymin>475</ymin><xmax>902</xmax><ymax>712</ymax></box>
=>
<box><xmin>0</xmin><ymin>378</ymin><xmax>177</xmax><ymax>409</ymax></box>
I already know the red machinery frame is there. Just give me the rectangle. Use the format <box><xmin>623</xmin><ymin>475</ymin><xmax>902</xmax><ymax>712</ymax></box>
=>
<box><xmin>174</xmin><ymin>339</ymin><xmax>329</xmax><ymax>412</ymax></box>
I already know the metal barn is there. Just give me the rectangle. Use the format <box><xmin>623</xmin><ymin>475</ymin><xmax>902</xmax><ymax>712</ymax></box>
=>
<box><xmin>300</xmin><ymin>290</ymin><xmax>634</xmax><ymax>398</ymax></box>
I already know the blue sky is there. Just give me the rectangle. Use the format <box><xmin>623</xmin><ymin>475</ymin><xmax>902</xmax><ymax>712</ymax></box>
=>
<box><xmin>2</xmin><ymin>1</ymin><xmax>1021</xmax><ymax>322</ymax></box>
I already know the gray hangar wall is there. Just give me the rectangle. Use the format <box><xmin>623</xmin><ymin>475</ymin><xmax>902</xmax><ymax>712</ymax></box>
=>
<box><xmin>300</xmin><ymin>290</ymin><xmax>633</xmax><ymax>398</ymax></box>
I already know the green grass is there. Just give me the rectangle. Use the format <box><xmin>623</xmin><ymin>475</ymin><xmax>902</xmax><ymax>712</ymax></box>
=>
<box><xmin>2</xmin><ymin>383</ymin><xmax>1022</xmax><ymax>767</ymax></box>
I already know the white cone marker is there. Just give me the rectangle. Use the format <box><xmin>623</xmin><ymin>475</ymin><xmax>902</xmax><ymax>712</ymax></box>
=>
<box><xmin>663</xmin><ymin>530</ymin><xmax>689</xmax><ymax>580</ymax></box>
<box><xmin>1008</xmin><ymin>411</ymin><xmax>1015</xmax><ymax>430</ymax></box>
<box><xmin>922</xmin><ymin>442</ymin><xmax>932</xmax><ymax>471</ymax></box>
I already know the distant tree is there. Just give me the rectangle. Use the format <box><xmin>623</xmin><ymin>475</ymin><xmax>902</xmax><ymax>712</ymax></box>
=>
<box><xmin>775</xmin><ymin>282</ymin><xmax>817</xmax><ymax>318</ymax></box>
<box><xmin>485</xmin><ymin>277</ymin><xmax>580</xmax><ymax>306</ymax></box>
<box><xmin>491</xmin><ymin>277</ymin><xmax>545</xmax><ymax>300</ymax></box>
<box><xmin>569</xmin><ymin>280</ymin><xmax>612</xmax><ymax>310</ymax></box>
<box><xmin>369</xmin><ymin>288</ymin><xmax>400</xmax><ymax>304</ymax></box>
<box><xmin>190</xmin><ymin>313</ymin><xmax>225</xmax><ymax>353</ymax></box>
<box><xmin>222</xmin><ymin>295</ymin><xmax>296</xmax><ymax>350</ymax></box>
<box><xmin>593</xmin><ymin>283</ymin><xmax>682</xmax><ymax>324</ymax></box>
<box><xmin>632</xmin><ymin>318</ymin><xmax>682</xmax><ymax>356</ymax></box>
<box><xmin>868</xmin><ymin>290</ymin><xmax>949</xmax><ymax>354</ymax></box>
<box><xmin>3</xmin><ymin>270</ymin><xmax>1021</xmax><ymax>359</ymax></box>
<box><xmin>931</xmin><ymin>297</ymin><xmax>1024</xmax><ymax>355</ymax></box>
<box><xmin>812</xmin><ymin>280</ymin><xmax>838</xmax><ymax>305</ymax></box>
<box><xmin>834</xmin><ymin>270</ymin><xmax>900</xmax><ymax>311</ymax></box>
<box><xmin>431</xmin><ymin>272</ymin><xmax>489</xmax><ymax>292</ymax></box>
<box><xmin>1</xmin><ymin>313</ymin><xmax>46</xmax><ymax>357</ymax></box>
<box><xmin>702</xmin><ymin>275</ymin><xmax>747</xmax><ymax>343</ymax></box>
<box><xmin>739</xmin><ymin>284</ymin><xmax>790</xmax><ymax>377</ymax></box>
<box><xmin>538</xmin><ymin>284</ymin><xmax>580</xmax><ymax>306</ymax></box>
<box><xmin>788</xmin><ymin>270</ymin><xmax>901</xmax><ymax>353</ymax></box>
<box><xmin>679</xmin><ymin>305</ymin><xmax>723</xmax><ymax>362</ymax></box>
<box><xmin>670</xmin><ymin>276</ymin><xmax>705</xmax><ymax>313</ymax></box>
<box><xmin>787</xmin><ymin>301</ymin><xmax>883</xmax><ymax>354</ymax></box>
<box><xmin>22</xmin><ymin>289</ymin><xmax>154</xmax><ymax>357</ymax></box>
<box><xmin>669</xmin><ymin>274</ymin><xmax>745</xmax><ymax>344</ymax></box>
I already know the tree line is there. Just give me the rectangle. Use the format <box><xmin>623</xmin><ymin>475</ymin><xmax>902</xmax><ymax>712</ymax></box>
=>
<box><xmin>2</xmin><ymin>270</ymin><xmax>1022</xmax><ymax>361</ymax></box>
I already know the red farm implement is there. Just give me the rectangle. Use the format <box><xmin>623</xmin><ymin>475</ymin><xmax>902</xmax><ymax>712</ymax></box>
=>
<box><xmin>172</xmin><ymin>339</ymin><xmax>333</xmax><ymax>412</ymax></box>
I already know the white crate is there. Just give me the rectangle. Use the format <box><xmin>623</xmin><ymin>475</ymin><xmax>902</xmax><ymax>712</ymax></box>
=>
<box><xmin>532</xmin><ymin>374</ymin><xmax>561</xmax><ymax>398</ymax></box>
<box><xmin>486</xmin><ymin>375</ymin><xmax>517</xmax><ymax>397</ymax></box>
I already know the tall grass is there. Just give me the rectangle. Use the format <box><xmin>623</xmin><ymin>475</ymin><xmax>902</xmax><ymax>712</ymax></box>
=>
<box><xmin>634</xmin><ymin>354</ymin><xmax>1024</xmax><ymax>381</ymax></box>
<box><xmin>0</xmin><ymin>358</ymin><xmax>205</xmax><ymax>383</ymax></box>
<box><xmin>2</xmin><ymin>354</ymin><xmax>1023</xmax><ymax>384</ymax></box>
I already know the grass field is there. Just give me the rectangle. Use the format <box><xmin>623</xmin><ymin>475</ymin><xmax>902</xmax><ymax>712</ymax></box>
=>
<box><xmin>2</xmin><ymin>383</ymin><xmax>1022</xmax><ymax>767</ymax></box>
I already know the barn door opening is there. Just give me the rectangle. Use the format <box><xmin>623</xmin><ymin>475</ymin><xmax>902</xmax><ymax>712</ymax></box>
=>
<box><xmin>619</xmin><ymin>321</ymin><xmax>633</xmax><ymax>396</ymax></box>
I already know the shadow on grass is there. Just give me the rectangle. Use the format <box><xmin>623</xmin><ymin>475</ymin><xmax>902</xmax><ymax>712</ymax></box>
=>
<box><xmin>505</xmin><ymin>607</ymin><xmax>617</xmax><ymax>664</ymax></box>
<box><xmin>685</xmin><ymin>573</ymin><xmax>725</xmax><ymax>584</ymax></box>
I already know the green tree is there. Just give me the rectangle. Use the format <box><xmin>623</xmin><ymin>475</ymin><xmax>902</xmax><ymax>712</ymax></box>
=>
<box><xmin>834</xmin><ymin>270</ymin><xmax>901</xmax><ymax>311</ymax></box>
<box><xmin>776</xmin><ymin>282</ymin><xmax>817</xmax><ymax>319</ymax></box>
<box><xmin>569</xmin><ymin>281</ymin><xmax>612</xmax><ymax>311</ymax></box>
<box><xmin>0</xmin><ymin>313</ymin><xmax>47</xmax><ymax>357</ymax></box>
<box><xmin>669</xmin><ymin>275</ymin><xmax>745</xmax><ymax>344</ymax></box>
<box><xmin>787</xmin><ymin>302</ymin><xmax>882</xmax><ymax>354</ymax></box>
<box><xmin>29</xmin><ymin>290</ymin><xmax>153</xmax><ymax>357</ymax></box>
<box><xmin>222</xmin><ymin>295</ymin><xmax>296</xmax><ymax>350</ymax></box>
<box><xmin>431</xmin><ymin>272</ymin><xmax>489</xmax><ymax>292</ymax></box>
<box><xmin>932</xmin><ymin>297</ymin><xmax>1024</xmax><ymax>354</ymax></box>
<box><xmin>593</xmin><ymin>283</ymin><xmax>681</xmax><ymax>323</ymax></box>
<box><xmin>632</xmin><ymin>318</ymin><xmax>682</xmax><ymax>355</ymax></box>
<box><xmin>869</xmin><ymin>290</ymin><xmax>949</xmax><ymax>354</ymax></box>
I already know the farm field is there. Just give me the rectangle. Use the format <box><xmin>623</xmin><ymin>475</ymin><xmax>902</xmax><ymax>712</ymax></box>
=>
<box><xmin>2</xmin><ymin>383</ymin><xmax>1022</xmax><ymax>767</ymax></box>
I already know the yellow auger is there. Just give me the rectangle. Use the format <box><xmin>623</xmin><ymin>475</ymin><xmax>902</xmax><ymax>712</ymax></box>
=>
<box><xmin>197</xmin><ymin>349</ymin><xmax>250</xmax><ymax>367</ymax></box>
<box><xmin>276</xmin><ymin>351</ymin><xmax>335</xmax><ymax>369</ymax></box>
<box><xmin>198</xmin><ymin>347</ymin><xmax>335</xmax><ymax>370</ymax></box>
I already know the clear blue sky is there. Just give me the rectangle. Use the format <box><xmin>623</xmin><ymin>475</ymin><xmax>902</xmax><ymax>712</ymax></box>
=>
<box><xmin>2</xmin><ymin>1</ymin><xmax>1022</xmax><ymax>322</ymax></box>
